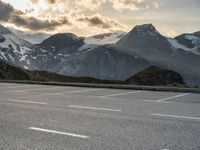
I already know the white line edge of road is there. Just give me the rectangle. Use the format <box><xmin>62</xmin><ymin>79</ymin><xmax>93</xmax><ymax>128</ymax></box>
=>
<box><xmin>156</xmin><ymin>93</ymin><xmax>191</xmax><ymax>102</ymax></box>
<box><xmin>68</xmin><ymin>105</ymin><xmax>122</xmax><ymax>112</ymax></box>
<box><xmin>53</xmin><ymin>89</ymin><xmax>104</xmax><ymax>95</ymax></box>
<box><xmin>16</xmin><ymin>87</ymin><xmax>64</xmax><ymax>92</ymax></box>
<box><xmin>2</xmin><ymin>85</ymin><xmax>41</xmax><ymax>89</ymax></box>
<box><xmin>28</xmin><ymin>127</ymin><xmax>89</xmax><ymax>139</ymax></box>
<box><xmin>151</xmin><ymin>113</ymin><xmax>200</xmax><ymax>121</ymax></box>
<box><xmin>7</xmin><ymin>99</ymin><xmax>47</xmax><ymax>105</ymax></box>
<box><xmin>100</xmin><ymin>91</ymin><xmax>144</xmax><ymax>98</ymax></box>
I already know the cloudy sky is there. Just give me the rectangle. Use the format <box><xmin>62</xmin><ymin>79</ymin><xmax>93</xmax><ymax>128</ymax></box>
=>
<box><xmin>0</xmin><ymin>0</ymin><xmax>200</xmax><ymax>37</ymax></box>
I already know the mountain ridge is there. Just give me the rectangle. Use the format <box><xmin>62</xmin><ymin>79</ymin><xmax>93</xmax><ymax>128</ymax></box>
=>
<box><xmin>0</xmin><ymin>24</ymin><xmax>200</xmax><ymax>85</ymax></box>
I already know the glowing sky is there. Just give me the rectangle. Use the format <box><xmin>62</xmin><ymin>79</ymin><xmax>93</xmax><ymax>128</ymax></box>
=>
<box><xmin>0</xmin><ymin>0</ymin><xmax>200</xmax><ymax>37</ymax></box>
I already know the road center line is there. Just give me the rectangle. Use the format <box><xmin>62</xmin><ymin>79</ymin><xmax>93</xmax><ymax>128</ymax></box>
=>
<box><xmin>7</xmin><ymin>99</ymin><xmax>47</xmax><ymax>105</ymax></box>
<box><xmin>53</xmin><ymin>89</ymin><xmax>103</xmax><ymax>95</ymax></box>
<box><xmin>100</xmin><ymin>91</ymin><xmax>144</xmax><ymax>98</ymax></box>
<box><xmin>156</xmin><ymin>93</ymin><xmax>191</xmax><ymax>102</ymax></box>
<box><xmin>151</xmin><ymin>113</ymin><xmax>200</xmax><ymax>120</ymax></box>
<box><xmin>68</xmin><ymin>105</ymin><xmax>122</xmax><ymax>112</ymax></box>
<box><xmin>29</xmin><ymin>127</ymin><xmax>89</xmax><ymax>139</ymax></box>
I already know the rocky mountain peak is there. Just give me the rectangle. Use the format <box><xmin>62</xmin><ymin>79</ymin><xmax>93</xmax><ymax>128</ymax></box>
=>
<box><xmin>39</xmin><ymin>33</ymin><xmax>84</xmax><ymax>48</ymax></box>
<box><xmin>130</xmin><ymin>24</ymin><xmax>160</xmax><ymax>37</ymax></box>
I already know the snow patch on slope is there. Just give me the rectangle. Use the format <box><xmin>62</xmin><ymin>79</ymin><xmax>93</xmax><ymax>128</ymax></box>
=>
<box><xmin>0</xmin><ymin>33</ymin><xmax>32</xmax><ymax>63</ymax></box>
<box><xmin>167</xmin><ymin>38</ymin><xmax>188</xmax><ymax>50</ymax></box>
<box><xmin>85</xmin><ymin>32</ymin><xmax>126</xmax><ymax>45</ymax></box>
<box><xmin>167</xmin><ymin>37</ymin><xmax>200</xmax><ymax>56</ymax></box>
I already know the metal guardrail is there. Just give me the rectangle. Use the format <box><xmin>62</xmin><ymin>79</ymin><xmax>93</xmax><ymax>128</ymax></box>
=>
<box><xmin>0</xmin><ymin>80</ymin><xmax>200</xmax><ymax>93</ymax></box>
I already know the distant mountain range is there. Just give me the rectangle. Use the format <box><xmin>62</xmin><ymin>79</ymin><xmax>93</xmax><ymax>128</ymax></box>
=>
<box><xmin>8</xmin><ymin>27</ymin><xmax>50</xmax><ymax>44</ymax></box>
<box><xmin>0</xmin><ymin>24</ymin><xmax>200</xmax><ymax>86</ymax></box>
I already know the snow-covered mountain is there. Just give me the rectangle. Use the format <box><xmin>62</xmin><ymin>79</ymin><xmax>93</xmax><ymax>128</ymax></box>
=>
<box><xmin>168</xmin><ymin>32</ymin><xmax>200</xmax><ymax>55</ymax></box>
<box><xmin>0</xmin><ymin>25</ymin><xmax>32</xmax><ymax>67</ymax></box>
<box><xmin>26</xmin><ymin>33</ymin><xmax>150</xmax><ymax>80</ymax></box>
<box><xmin>115</xmin><ymin>24</ymin><xmax>200</xmax><ymax>85</ymax></box>
<box><xmin>84</xmin><ymin>32</ymin><xmax>126</xmax><ymax>45</ymax></box>
<box><xmin>1</xmin><ymin>24</ymin><xmax>200</xmax><ymax>85</ymax></box>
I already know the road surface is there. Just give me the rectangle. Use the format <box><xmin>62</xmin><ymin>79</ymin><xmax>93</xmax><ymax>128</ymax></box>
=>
<box><xmin>0</xmin><ymin>83</ymin><xmax>200</xmax><ymax>150</ymax></box>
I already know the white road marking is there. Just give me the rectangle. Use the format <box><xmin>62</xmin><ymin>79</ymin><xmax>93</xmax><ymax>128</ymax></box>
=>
<box><xmin>151</xmin><ymin>113</ymin><xmax>200</xmax><ymax>121</ymax></box>
<box><xmin>7</xmin><ymin>99</ymin><xmax>47</xmax><ymax>105</ymax></box>
<box><xmin>16</xmin><ymin>87</ymin><xmax>64</xmax><ymax>92</ymax></box>
<box><xmin>100</xmin><ymin>91</ymin><xmax>144</xmax><ymax>98</ymax></box>
<box><xmin>142</xmin><ymin>99</ymin><xmax>176</xmax><ymax>103</ymax></box>
<box><xmin>156</xmin><ymin>93</ymin><xmax>191</xmax><ymax>102</ymax></box>
<box><xmin>53</xmin><ymin>89</ymin><xmax>103</xmax><ymax>95</ymax></box>
<box><xmin>68</xmin><ymin>105</ymin><xmax>122</xmax><ymax>112</ymax></box>
<box><xmin>29</xmin><ymin>127</ymin><xmax>89</xmax><ymax>139</ymax></box>
<box><xmin>1</xmin><ymin>85</ymin><xmax>41</xmax><ymax>90</ymax></box>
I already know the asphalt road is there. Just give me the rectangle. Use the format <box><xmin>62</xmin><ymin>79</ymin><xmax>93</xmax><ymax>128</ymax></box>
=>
<box><xmin>0</xmin><ymin>83</ymin><xmax>200</xmax><ymax>150</ymax></box>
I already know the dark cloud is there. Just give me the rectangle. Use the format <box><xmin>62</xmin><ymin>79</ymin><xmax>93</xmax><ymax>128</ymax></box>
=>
<box><xmin>0</xmin><ymin>0</ymin><xmax>14</xmax><ymax>21</ymax></box>
<box><xmin>31</xmin><ymin>0</ymin><xmax>57</xmax><ymax>4</ymax></box>
<box><xmin>77</xmin><ymin>15</ymin><xmax>123</xmax><ymax>29</ymax></box>
<box><xmin>0</xmin><ymin>0</ymin><xmax>71</xmax><ymax>31</ymax></box>
<box><xmin>46</xmin><ymin>0</ymin><xmax>56</xmax><ymax>4</ymax></box>
<box><xmin>11</xmin><ymin>15</ymin><xmax>71</xmax><ymax>31</ymax></box>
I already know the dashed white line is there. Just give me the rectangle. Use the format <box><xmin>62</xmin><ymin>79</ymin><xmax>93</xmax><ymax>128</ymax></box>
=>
<box><xmin>7</xmin><ymin>99</ymin><xmax>47</xmax><ymax>105</ymax></box>
<box><xmin>100</xmin><ymin>91</ymin><xmax>144</xmax><ymax>98</ymax></box>
<box><xmin>53</xmin><ymin>89</ymin><xmax>103</xmax><ymax>95</ymax></box>
<box><xmin>29</xmin><ymin>127</ymin><xmax>89</xmax><ymax>139</ymax></box>
<box><xmin>141</xmin><ymin>99</ymin><xmax>176</xmax><ymax>103</ymax></box>
<box><xmin>156</xmin><ymin>93</ymin><xmax>191</xmax><ymax>102</ymax></box>
<box><xmin>68</xmin><ymin>105</ymin><xmax>122</xmax><ymax>112</ymax></box>
<box><xmin>151</xmin><ymin>113</ymin><xmax>200</xmax><ymax>121</ymax></box>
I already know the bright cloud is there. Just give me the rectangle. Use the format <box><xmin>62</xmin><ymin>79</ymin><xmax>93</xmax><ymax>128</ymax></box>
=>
<box><xmin>0</xmin><ymin>0</ymin><xmax>199</xmax><ymax>36</ymax></box>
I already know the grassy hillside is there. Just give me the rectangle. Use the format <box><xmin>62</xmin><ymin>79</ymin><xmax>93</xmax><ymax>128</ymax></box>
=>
<box><xmin>0</xmin><ymin>61</ymin><xmax>185</xmax><ymax>86</ymax></box>
<box><xmin>30</xmin><ymin>70</ymin><xmax>123</xmax><ymax>84</ymax></box>
<box><xmin>125</xmin><ymin>66</ymin><xmax>185</xmax><ymax>86</ymax></box>
<box><xmin>0</xmin><ymin>60</ymin><xmax>122</xmax><ymax>84</ymax></box>
<box><xmin>0</xmin><ymin>60</ymin><xmax>35</xmax><ymax>80</ymax></box>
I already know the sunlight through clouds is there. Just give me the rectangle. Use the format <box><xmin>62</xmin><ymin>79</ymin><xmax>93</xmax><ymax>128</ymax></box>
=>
<box><xmin>1</xmin><ymin>0</ymin><xmax>32</xmax><ymax>11</ymax></box>
<box><xmin>0</xmin><ymin>0</ymin><xmax>199</xmax><ymax>36</ymax></box>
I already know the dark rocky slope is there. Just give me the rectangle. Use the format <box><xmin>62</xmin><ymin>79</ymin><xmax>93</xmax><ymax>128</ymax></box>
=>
<box><xmin>125</xmin><ymin>66</ymin><xmax>185</xmax><ymax>86</ymax></box>
<box><xmin>0</xmin><ymin>60</ymin><xmax>185</xmax><ymax>86</ymax></box>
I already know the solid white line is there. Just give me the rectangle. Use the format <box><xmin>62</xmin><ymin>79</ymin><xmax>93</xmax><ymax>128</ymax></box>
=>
<box><xmin>54</xmin><ymin>89</ymin><xmax>103</xmax><ymax>95</ymax></box>
<box><xmin>68</xmin><ymin>105</ymin><xmax>122</xmax><ymax>112</ymax></box>
<box><xmin>3</xmin><ymin>85</ymin><xmax>39</xmax><ymax>88</ymax></box>
<box><xmin>151</xmin><ymin>113</ymin><xmax>200</xmax><ymax>120</ymax></box>
<box><xmin>29</xmin><ymin>127</ymin><xmax>89</xmax><ymax>139</ymax></box>
<box><xmin>7</xmin><ymin>99</ymin><xmax>47</xmax><ymax>105</ymax></box>
<box><xmin>100</xmin><ymin>91</ymin><xmax>144</xmax><ymax>98</ymax></box>
<box><xmin>16</xmin><ymin>87</ymin><xmax>63</xmax><ymax>92</ymax></box>
<box><xmin>156</xmin><ymin>93</ymin><xmax>191</xmax><ymax>102</ymax></box>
